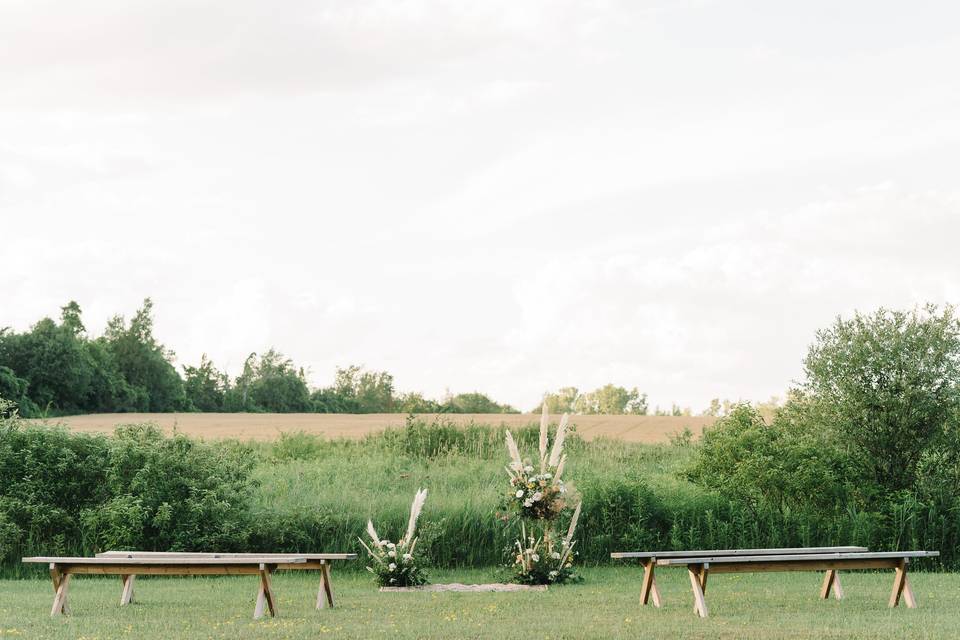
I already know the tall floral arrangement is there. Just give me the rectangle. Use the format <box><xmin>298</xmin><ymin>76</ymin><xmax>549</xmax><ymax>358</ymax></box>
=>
<box><xmin>503</xmin><ymin>406</ymin><xmax>582</xmax><ymax>585</ymax></box>
<box><xmin>359</xmin><ymin>488</ymin><xmax>429</xmax><ymax>587</ymax></box>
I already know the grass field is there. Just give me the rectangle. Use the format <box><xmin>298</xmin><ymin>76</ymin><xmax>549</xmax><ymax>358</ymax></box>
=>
<box><xmin>1</xmin><ymin>568</ymin><xmax>956</xmax><ymax>639</ymax></box>
<box><xmin>38</xmin><ymin>412</ymin><xmax>716</xmax><ymax>443</ymax></box>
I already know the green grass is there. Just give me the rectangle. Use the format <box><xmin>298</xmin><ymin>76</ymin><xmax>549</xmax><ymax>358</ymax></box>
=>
<box><xmin>1</xmin><ymin>568</ymin><xmax>957</xmax><ymax>639</ymax></box>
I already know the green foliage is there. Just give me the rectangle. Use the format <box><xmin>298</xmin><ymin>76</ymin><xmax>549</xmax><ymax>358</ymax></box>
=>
<box><xmin>803</xmin><ymin>305</ymin><xmax>960</xmax><ymax>492</ymax></box>
<box><xmin>0</xmin><ymin>412</ymin><xmax>254</xmax><ymax>571</ymax></box>
<box><xmin>575</xmin><ymin>384</ymin><xmax>648</xmax><ymax>415</ymax></box>
<box><xmin>0</xmin><ymin>367</ymin><xmax>37</xmax><ymax>417</ymax></box>
<box><xmin>535</xmin><ymin>387</ymin><xmax>580</xmax><ymax>414</ymax></box>
<box><xmin>443</xmin><ymin>392</ymin><xmax>518</xmax><ymax>414</ymax></box>
<box><xmin>686</xmin><ymin>404</ymin><xmax>860</xmax><ymax>514</ymax></box>
<box><xmin>101</xmin><ymin>299</ymin><xmax>187</xmax><ymax>412</ymax></box>
<box><xmin>230</xmin><ymin>350</ymin><xmax>310</xmax><ymax>412</ymax></box>
<box><xmin>1</xmin><ymin>301</ymin><xmax>519</xmax><ymax>416</ymax></box>
<box><xmin>536</xmin><ymin>384</ymin><xmax>648</xmax><ymax>415</ymax></box>
<box><xmin>182</xmin><ymin>354</ymin><xmax>229</xmax><ymax>411</ymax></box>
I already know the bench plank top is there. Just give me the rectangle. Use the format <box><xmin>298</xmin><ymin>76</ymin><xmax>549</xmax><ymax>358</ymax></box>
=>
<box><xmin>23</xmin><ymin>556</ymin><xmax>307</xmax><ymax>566</ymax></box>
<box><xmin>611</xmin><ymin>546</ymin><xmax>868</xmax><ymax>560</ymax></box>
<box><xmin>97</xmin><ymin>551</ymin><xmax>357</xmax><ymax>561</ymax></box>
<box><xmin>656</xmin><ymin>551</ymin><xmax>940</xmax><ymax>566</ymax></box>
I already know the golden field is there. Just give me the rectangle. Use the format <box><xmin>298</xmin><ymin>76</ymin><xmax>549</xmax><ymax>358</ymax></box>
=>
<box><xmin>36</xmin><ymin>412</ymin><xmax>716</xmax><ymax>443</ymax></box>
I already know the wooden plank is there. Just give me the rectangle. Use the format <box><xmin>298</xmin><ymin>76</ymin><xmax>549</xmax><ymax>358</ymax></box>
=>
<box><xmin>656</xmin><ymin>551</ymin><xmax>938</xmax><ymax>566</ymax></box>
<box><xmin>23</xmin><ymin>556</ymin><xmax>307</xmax><ymax>565</ymax></box>
<box><xmin>49</xmin><ymin>564</ymin><xmax>70</xmax><ymax>616</ymax></box>
<box><xmin>97</xmin><ymin>551</ymin><xmax>356</xmax><ymax>561</ymax></box>
<box><xmin>902</xmin><ymin>575</ymin><xmax>917</xmax><ymax>608</ymax></box>
<box><xmin>611</xmin><ymin>546</ymin><xmax>868</xmax><ymax>560</ymax></box>
<box><xmin>639</xmin><ymin>560</ymin><xmax>655</xmax><ymax>606</ymax></box>
<box><xmin>820</xmin><ymin>570</ymin><xmax>836</xmax><ymax>599</ymax></box>
<box><xmin>704</xmin><ymin>559</ymin><xmax>901</xmax><ymax>573</ymax></box>
<box><xmin>319</xmin><ymin>563</ymin><xmax>335</xmax><ymax>609</ymax></box>
<box><xmin>120</xmin><ymin>574</ymin><xmax>135</xmax><ymax>605</ymax></box>
<box><xmin>50</xmin><ymin>572</ymin><xmax>70</xmax><ymax>617</ymax></box>
<box><xmin>889</xmin><ymin>559</ymin><xmax>908</xmax><ymax>607</ymax></box>
<box><xmin>698</xmin><ymin>563</ymin><xmax>709</xmax><ymax>594</ymax></box>
<box><xmin>258</xmin><ymin>564</ymin><xmax>278</xmax><ymax>618</ymax></box>
<box><xmin>688</xmin><ymin>565</ymin><xmax>709</xmax><ymax>618</ymax></box>
<box><xmin>62</xmin><ymin>564</ymin><xmax>270</xmax><ymax>576</ymax></box>
<box><xmin>832</xmin><ymin>572</ymin><xmax>844</xmax><ymax>600</ymax></box>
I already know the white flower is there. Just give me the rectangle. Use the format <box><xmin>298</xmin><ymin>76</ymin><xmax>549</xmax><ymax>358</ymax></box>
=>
<box><xmin>549</xmin><ymin>570</ymin><xmax>558</xmax><ymax>577</ymax></box>
<box><xmin>515</xmin><ymin>489</ymin><xmax>524</xmax><ymax>498</ymax></box>
<box><xmin>388</xmin><ymin>563</ymin><xmax>397</xmax><ymax>571</ymax></box>
<box><xmin>551</xmin><ymin>552</ymin><xmax>561</xmax><ymax>559</ymax></box>
<box><xmin>531</xmin><ymin>554</ymin><xmax>540</xmax><ymax>562</ymax></box>
<box><xmin>387</xmin><ymin>542</ymin><xmax>396</xmax><ymax>549</ymax></box>
<box><xmin>523</xmin><ymin>500</ymin><xmax>533</xmax><ymax>507</ymax></box>
<box><xmin>524</xmin><ymin>465</ymin><xmax>534</xmax><ymax>473</ymax></box>
<box><xmin>532</xmin><ymin>492</ymin><xmax>542</xmax><ymax>501</ymax></box>
<box><xmin>403</xmin><ymin>553</ymin><xmax>412</xmax><ymax>561</ymax></box>
<box><xmin>543</xmin><ymin>473</ymin><xmax>552</xmax><ymax>479</ymax></box>
<box><xmin>388</xmin><ymin>550</ymin><xmax>396</xmax><ymax>558</ymax></box>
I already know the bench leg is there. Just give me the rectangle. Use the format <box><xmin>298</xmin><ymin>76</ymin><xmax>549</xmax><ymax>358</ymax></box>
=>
<box><xmin>254</xmin><ymin>565</ymin><xmax>278</xmax><ymax>619</ymax></box>
<box><xmin>639</xmin><ymin>560</ymin><xmax>661</xmax><ymax>607</ymax></box>
<box><xmin>688</xmin><ymin>564</ymin><xmax>709</xmax><ymax>618</ymax></box>
<box><xmin>820</xmin><ymin>569</ymin><xmax>843</xmax><ymax>600</ymax></box>
<box><xmin>50</xmin><ymin>572</ymin><xmax>71</xmax><ymax>617</ymax></box>
<box><xmin>120</xmin><ymin>574</ymin><xmax>136</xmax><ymax>605</ymax></box>
<box><xmin>889</xmin><ymin>559</ymin><xmax>909</xmax><ymax>608</ymax></box>
<box><xmin>698</xmin><ymin>564</ymin><xmax>709</xmax><ymax>594</ymax></box>
<box><xmin>318</xmin><ymin>563</ymin><xmax>335</xmax><ymax>609</ymax></box>
<box><xmin>49</xmin><ymin>564</ymin><xmax>70</xmax><ymax>616</ymax></box>
<box><xmin>902</xmin><ymin>575</ymin><xmax>917</xmax><ymax>608</ymax></box>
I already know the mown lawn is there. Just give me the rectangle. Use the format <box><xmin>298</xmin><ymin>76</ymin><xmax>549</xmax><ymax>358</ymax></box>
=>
<box><xmin>1</xmin><ymin>567</ymin><xmax>957</xmax><ymax>639</ymax></box>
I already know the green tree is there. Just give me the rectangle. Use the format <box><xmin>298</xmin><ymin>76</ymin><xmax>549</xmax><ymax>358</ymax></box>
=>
<box><xmin>534</xmin><ymin>387</ymin><xmax>580</xmax><ymax>414</ymax></box>
<box><xmin>395</xmin><ymin>391</ymin><xmax>442</xmax><ymax>413</ymax></box>
<box><xmin>574</xmin><ymin>384</ymin><xmax>648</xmax><ymax>415</ymax></box>
<box><xmin>229</xmin><ymin>350</ymin><xmax>310</xmax><ymax>412</ymax></box>
<box><xmin>316</xmin><ymin>365</ymin><xmax>396</xmax><ymax>413</ymax></box>
<box><xmin>802</xmin><ymin>305</ymin><xmax>960</xmax><ymax>492</ymax></box>
<box><xmin>183</xmin><ymin>354</ymin><xmax>229</xmax><ymax>412</ymax></box>
<box><xmin>686</xmin><ymin>403</ymin><xmax>858</xmax><ymax>514</ymax></box>
<box><xmin>0</xmin><ymin>367</ymin><xmax>38</xmax><ymax>416</ymax></box>
<box><xmin>101</xmin><ymin>299</ymin><xmax>186</xmax><ymax>411</ymax></box>
<box><xmin>0</xmin><ymin>302</ymin><xmax>103</xmax><ymax>414</ymax></box>
<box><xmin>442</xmin><ymin>392</ymin><xmax>518</xmax><ymax>413</ymax></box>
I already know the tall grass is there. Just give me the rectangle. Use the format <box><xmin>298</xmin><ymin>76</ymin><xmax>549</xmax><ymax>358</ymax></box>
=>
<box><xmin>2</xmin><ymin>417</ymin><xmax>955</xmax><ymax>576</ymax></box>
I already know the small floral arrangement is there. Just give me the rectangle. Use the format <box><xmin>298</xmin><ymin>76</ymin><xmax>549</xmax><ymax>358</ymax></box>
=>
<box><xmin>359</xmin><ymin>488</ymin><xmax>429</xmax><ymax>587</ymax></box>
<box><xmin>503</xmin><ymin>409</ymin><xmax>576</xmax><ymax>521</ymax></box>
<box><xmin>512</xmin><ymin>503</ymin><xmax>582</xmax><ymax>585</ymax></box>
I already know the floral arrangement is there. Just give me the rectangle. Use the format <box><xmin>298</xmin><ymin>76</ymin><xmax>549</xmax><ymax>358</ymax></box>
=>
<box><xmin>512</xmin><ymin>503</ymin><xmax>582</xmax><ymax>585</ymax></box>
<box><xmin>359</xmin><ymin>488</ymin><xmax>429</xmax><ymax>587</ymax></box>
<box><xmin>503</xmin><ymin>406</ymin><xmax>583</xmax><ymax>585</ymax></box>
<box><xmin>503</xmin><ymin>409</ymin><xmax>576</xmax><ymax>520</ymax></box>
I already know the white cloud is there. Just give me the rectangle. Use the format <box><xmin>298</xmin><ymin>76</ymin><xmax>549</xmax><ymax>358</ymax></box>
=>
<box><xmin>1</xmin><ymin>1</ymin><xmax>959</xmax><ymax>410</ymax></box>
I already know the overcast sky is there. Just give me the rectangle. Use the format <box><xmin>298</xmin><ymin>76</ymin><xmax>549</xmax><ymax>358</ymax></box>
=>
<box><xmin>2</xmin><ymin>1</ymin><xmax>959</xmax><ymax>412</ymax></box>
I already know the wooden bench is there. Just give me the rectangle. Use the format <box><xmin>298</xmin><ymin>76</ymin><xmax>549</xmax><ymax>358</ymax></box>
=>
<box><xmin>612</xmin><ymin>548</ymin><xmax>939</xmax><ymax>618</ymax></box>
<box><xmin>96</xmin><ymin>551</ymin><xmax>357</xmax><ymax>613</ymax></box>
<box><xmin>611</xmin><ymin>546</ymin><xmax>867</xmax><ymax>609</ymax></box>
<box><xmin>22</xmin><ymin>555</ymin><xmax>314</xmax><ymax>619</ymax></box>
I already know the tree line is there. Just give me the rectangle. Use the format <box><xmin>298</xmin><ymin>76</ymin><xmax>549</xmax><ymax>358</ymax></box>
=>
<box><xmin>0</xmin><ymin>299</ymin><xmax>655</xmax><ymax>417</ymax></box>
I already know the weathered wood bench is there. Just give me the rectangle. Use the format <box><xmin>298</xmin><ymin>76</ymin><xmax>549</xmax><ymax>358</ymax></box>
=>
<box><xmin>612</xmin><ymin>548</ymin><xmax>939</xmax><ymax>618</ymax></box>
<box><xmin>95</xmin><ymin>551</ymin><xmax>357</xmax><ymax>613</ymax></box>
<box><xmin>22</xmin><ymin>555</ymin><xmax>314</xmax><ymax>619</ymax></box>
<box><xmin>611</xmin><ymin>546</ymin><xmax>867</xmax><ymax>609</ymax></box>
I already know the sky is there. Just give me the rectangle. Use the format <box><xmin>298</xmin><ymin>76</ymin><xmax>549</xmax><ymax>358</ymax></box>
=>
<box><xmin>2</xmin><ymin>0</ymin><xmax>960</xmax><ymax>412</ymax></box>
